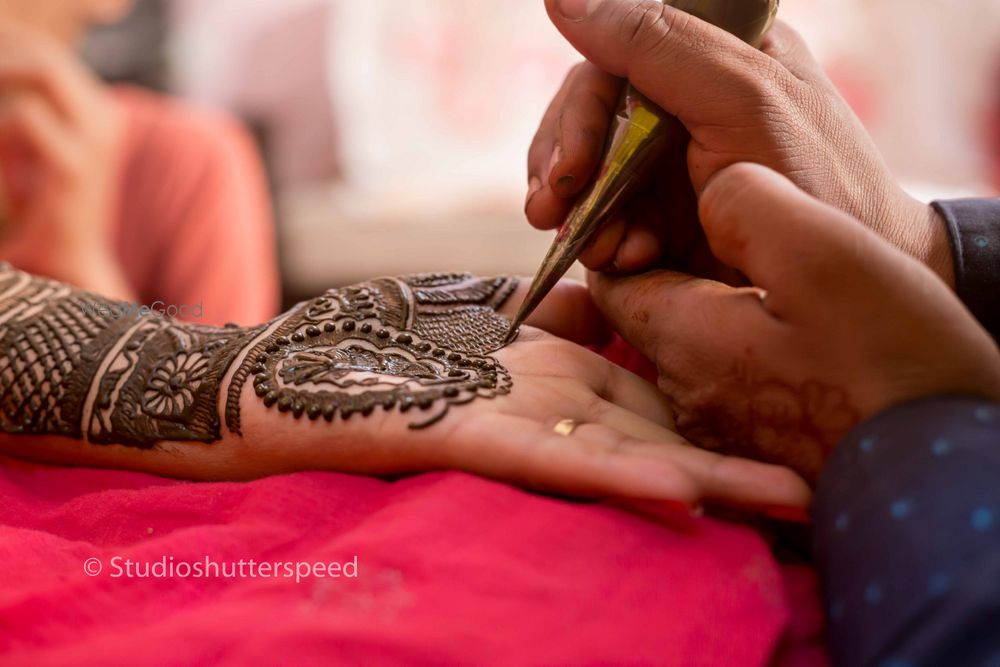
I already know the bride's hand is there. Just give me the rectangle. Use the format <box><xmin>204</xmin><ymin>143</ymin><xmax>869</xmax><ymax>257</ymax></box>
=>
<box><xmin>0</xmin><ymin>268</ymin><xmax>809</xmax><ymax>515</ymax></box>
<box><xmin>233</xmin><ymin>278</ymin><xmax>811</xmax><ymax>514</ymax></box>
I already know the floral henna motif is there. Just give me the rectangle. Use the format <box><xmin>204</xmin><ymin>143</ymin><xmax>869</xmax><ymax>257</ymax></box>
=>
<box><xmin>672</xmin><ymin>363</ymin><xmax>859</xmax><ymax>480</ymax></box>
<box><xmin>143</xmin><ymin>352</ymin><xmax>211</xmax><ymax>417</ymax></box>
<box><xmin>0</xmin><ymin>264</ymin><xmax>264</xmax><ymax>447</ymax></box>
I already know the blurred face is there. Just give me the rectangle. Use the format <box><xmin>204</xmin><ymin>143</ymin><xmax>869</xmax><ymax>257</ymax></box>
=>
<box><xmin>0</xmin><ymin>0</ymin><xmax>133</xmax><ymax>42</ymax></box>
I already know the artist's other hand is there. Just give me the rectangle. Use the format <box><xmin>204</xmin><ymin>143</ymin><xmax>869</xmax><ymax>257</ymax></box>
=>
<box><xmin>590</xmin><ymin>164</ymin><xmax>1000</xmax><ymax>482</ymax></box>
<box><xmin>0</xmin><ymin>23</ymin><xmax>132</xmax><ymax>299</ymax></box>
<box><xmin>526</xmin><ymin>0</ymin><xmax>954</xmax><ymax>285</ymax></box>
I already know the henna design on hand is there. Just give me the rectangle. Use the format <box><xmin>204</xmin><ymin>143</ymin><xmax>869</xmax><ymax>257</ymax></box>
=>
<box><xmin>0</xmin><ymin>268</ymin><xmax>130</xmax><ymax>439</ymax></box>
<box><xmin>672</xmin><ymin>362</ymin><xmax>860</xmax><ymax>480</ymax></box>
<box><xmin>224</xmin><ymin>273</ymin><xmax>518</xmax><ymax>433</ymax></box>
<box><xmin>86</xmin><ymin>321</ymin><xmax>263</xmax><ymax>446</ymax></box>
<box><xmin>0</xmin><ymin>265</ymin><xmax>263</xmax><ymax>447</ymax></box>
<box><xmin>0</xmin><ymin>265</ymin><xmax>518</xmax><ymax>448</ymax></box>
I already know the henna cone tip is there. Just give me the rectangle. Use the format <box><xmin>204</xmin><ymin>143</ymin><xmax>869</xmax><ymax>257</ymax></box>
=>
<box><xmin>503</xmin><ymin>321</ymin><xmax>520</xmax><ymax>346</ymax></box>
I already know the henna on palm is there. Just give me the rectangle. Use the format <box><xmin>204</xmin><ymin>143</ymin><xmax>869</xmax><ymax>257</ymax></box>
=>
<box><xmin>225</xmin><ymin>273</ymin><xmax>518</xmax><ymax>433</ymax></box>
<box><xmin>0</xmin><ymin>265</ymin><xmax>518</xmax><ymax>447</ymax></box>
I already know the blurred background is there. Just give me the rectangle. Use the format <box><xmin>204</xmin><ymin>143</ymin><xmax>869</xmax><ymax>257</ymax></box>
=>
<box><xmin>83</xmin><ymin>0</ymin><xmax>1000</xmax><ymax>304</ymax></box>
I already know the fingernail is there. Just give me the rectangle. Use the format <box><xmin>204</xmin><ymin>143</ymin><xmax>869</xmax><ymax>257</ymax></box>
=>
<box><xmin>614</xmin><ymin>240</ymin><xmax>629</xmax><ymax>271</ymax></box>
<box><xmin>547</xmin><ymin>144</ymin><xmax>563</xmax><ymax>178</ymax></box>
<box><xmin>556</xmin><ymin>175</ymin><xmax>575</xmax><ymax>195</ymax></box>
<box><xmin>556</xmin><ymin>0</ymin><xmax>603</xmax><ymax>21</ymax></box>
<box><xmin>525</xmin><ymin>177</ymin><xmax>542</xmax><ymax>212</ymax></box>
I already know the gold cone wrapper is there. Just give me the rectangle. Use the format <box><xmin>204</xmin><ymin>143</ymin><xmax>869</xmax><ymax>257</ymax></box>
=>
<box><xmin>506</xmin><ymin>0</ymin><xmax>779</xmax><ymax>343</ymax></box>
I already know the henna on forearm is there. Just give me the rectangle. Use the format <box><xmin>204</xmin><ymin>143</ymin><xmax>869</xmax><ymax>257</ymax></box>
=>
<box><xmin>0</xmin><ymin>264</ymin><xmax>518</xmax><ymax>449</ymax></box>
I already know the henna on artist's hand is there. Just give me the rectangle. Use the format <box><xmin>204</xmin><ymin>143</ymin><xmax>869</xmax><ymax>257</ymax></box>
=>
<box><xmin>665</xmin><ymin>365</ymin><xmax>861</xmax><ymax>479</ymax></box>
<box><xmin>0</xmin><ymin>264</ymin><xmax>518</xmax><ymax>447</ymax></box>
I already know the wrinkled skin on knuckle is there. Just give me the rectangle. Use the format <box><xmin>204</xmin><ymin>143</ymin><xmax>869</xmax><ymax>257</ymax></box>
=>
<box><xmin>687</xmin><ymin>69</ymin><xmax>824</xmax><ymax>187</ymax></box>
<box><xmin>616</xmin><ymin>0</ymin><xmax>682</xmax><ymax>56</ymax></box>
<box><xmin>778</xmin><ymin>80</ymin><xmax>900</xmax><ymax>227</ymax></box>
<box><xmin>699</xmin><ymin>49</ymin><xmax>788</xmax><ymax>114</ymax></box>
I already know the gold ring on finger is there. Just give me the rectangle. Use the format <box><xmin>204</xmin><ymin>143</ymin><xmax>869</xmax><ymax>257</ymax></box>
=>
<box><xmin>553</xmin><ymin>419</ymin><xmax>581</xmax><ymax>437</ymax></box>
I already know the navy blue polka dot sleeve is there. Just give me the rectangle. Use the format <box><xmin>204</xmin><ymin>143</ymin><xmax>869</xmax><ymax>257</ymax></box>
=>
<box><xmin>813</xmin><ymin>396</ymin><xmax>1000</xmax><ymax>667</ymax></box>
<box><xmin>933</xmin><ymin>198</ymin><xmax>1000</xmax><ymax>341</ymax></box>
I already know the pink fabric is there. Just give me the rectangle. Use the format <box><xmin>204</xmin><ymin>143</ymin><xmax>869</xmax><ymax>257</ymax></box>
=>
<box><xmin>112</xmin><ymin>87</ymin><xmax>280</xmax><ymax>327</ymax></box>
<box><xmin>0</xmin><ymin>349</ymin><xmax>828</xmax><ymax>666</ymax></box>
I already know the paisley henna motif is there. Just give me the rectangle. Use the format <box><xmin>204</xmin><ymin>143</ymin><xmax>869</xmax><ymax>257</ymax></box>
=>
<box><xmin>243</xmin><ymin>319</ymin><xmax>511</xmax><ymax>430</ymax></box>
<box><xmin>225</xmin><ymin>273</ymin><xmax>518</xmax><ymax>433</ymax></box>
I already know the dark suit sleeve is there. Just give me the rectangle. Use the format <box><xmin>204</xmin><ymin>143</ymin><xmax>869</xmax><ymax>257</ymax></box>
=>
<box><xmin>812</xmin><ymin>396</ymin><xmax>1000</xmax><ymax>667</ymax></box>
<box><xmin>933</xmin><ymin>198</ymin><xmax>1000</xmax><ymax>340</ymax></box>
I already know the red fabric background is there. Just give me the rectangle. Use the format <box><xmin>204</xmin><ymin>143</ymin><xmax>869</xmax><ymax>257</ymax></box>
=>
<box><xmin>0</xmin><ymin>339</ymin><xmax>828</xmax><ymax>666</ymax></box>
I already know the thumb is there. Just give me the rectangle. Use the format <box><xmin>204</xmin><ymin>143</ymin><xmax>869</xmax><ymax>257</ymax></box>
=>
<box><xmin>544</xmin><ymin>0</ymin><xmax>779</xmax><ymax>125</ymax></box>
<box><xmin>697</xmin><ymin>163</ymin><xmax>914</xmax><ymax>319</ymax></box>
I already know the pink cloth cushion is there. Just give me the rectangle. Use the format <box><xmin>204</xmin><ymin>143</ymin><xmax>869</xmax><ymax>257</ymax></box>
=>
<box><xmin>0</xmin><ymin>344</ymin><xmax>828</xmax><ymax>666</ymax></box>
<box><xmin>0</xmin><ymin>460</ymin><xmax>826</xmax><ymax>665</ymax></box>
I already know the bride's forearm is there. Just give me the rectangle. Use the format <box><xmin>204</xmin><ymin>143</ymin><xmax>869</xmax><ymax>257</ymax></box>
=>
<box><xmin>0</xmin><ymin>264</ymin><xmax>518</xmax><ymax>478</ymax></box>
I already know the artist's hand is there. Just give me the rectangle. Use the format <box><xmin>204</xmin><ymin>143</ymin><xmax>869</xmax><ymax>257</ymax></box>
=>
<box><xmin>0</xmin><ymin>23</ymin><xmax>132</xmax><ymax>299</ymax></box>
<box><xmin>526</xmin><ymin>0</ymin><xmax>954</xmax><ymax>286</ymax></box>
<box><xmin>590</xmin><ymin>163</ymin><xmax>1000</xmax><ymax>482</ymax></box>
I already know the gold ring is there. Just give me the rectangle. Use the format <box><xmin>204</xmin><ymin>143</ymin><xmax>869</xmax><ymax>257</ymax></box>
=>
<box><xmin>553</xmin><ymin>419</ymin><xmax>581</xmax><ymax>437</ymax></box>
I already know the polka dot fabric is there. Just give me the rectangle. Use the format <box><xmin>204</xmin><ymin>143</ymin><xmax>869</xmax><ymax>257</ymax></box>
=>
<box><xmin>813</xmin><ymin>396</ymin><xmax>1000</xmax><ymax>666</ymax></box>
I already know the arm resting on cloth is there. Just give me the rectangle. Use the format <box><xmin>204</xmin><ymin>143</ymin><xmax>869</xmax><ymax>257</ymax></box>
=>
<box><xmin>0</xmin><ymin>263</ymin><xmax>810</xmax><ymax>509</ymax></box>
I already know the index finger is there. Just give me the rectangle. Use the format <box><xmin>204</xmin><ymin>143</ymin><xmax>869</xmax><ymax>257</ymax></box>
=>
<box><xmin>526</xmin><ymin>63</ymin><xmax>622</xmax><ymax>231</ymax></box>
